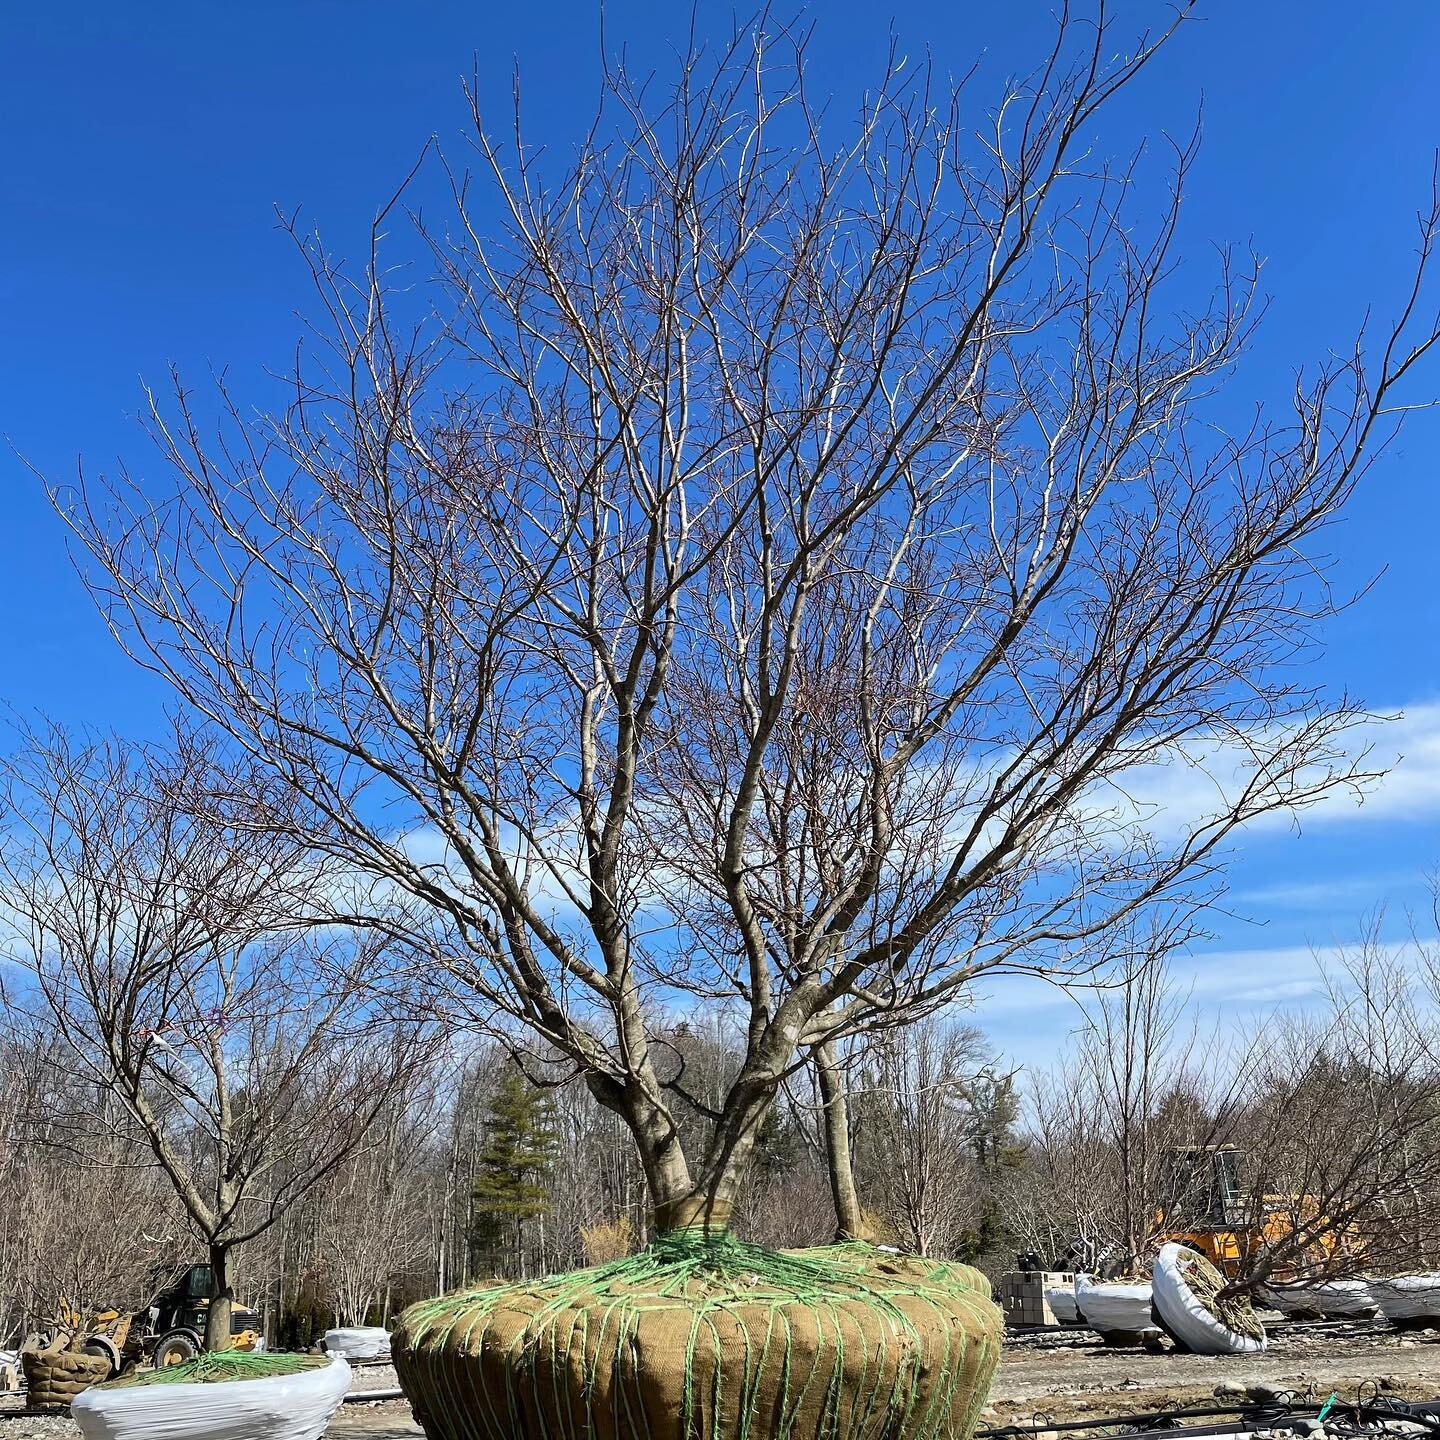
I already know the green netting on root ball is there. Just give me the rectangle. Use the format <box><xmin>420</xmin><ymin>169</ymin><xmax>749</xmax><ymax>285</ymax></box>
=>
<box><xmin>106</xmin><ymin>1351</ymin><xmax>329</xmax><ymax>1387</ymax></box>
<box><xmin>393</xmin><ymin>1232</ymin><xmax>1003</xmax><ymax>1440</ymax></box>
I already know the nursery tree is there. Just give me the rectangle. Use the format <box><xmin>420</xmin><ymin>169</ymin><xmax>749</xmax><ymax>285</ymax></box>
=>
<box><xmin>1228</xmin><ymin>932</ymin><xmax>1440</xmax><ymax>1289</ymax></box>
<box><xmin>314</xmin><ymin>1089</ymin><xmax>440</xmax><ymax>1327</ymax></box>
<box><xmin>58</xmin><ymin>8</ymin><xmax>1440</xmax><ymax>1235</ymax></box>
<box><xmin>0</xmin><ymin>726</ymin><xmax>441</xmax><ymax>1349</ymax></box>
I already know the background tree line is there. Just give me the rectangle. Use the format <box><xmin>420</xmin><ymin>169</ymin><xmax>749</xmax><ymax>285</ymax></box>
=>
<box><xmin>6</xmin><ymin>909</ymin><xmax>1440</xmax><ymax>1346</ymax></box>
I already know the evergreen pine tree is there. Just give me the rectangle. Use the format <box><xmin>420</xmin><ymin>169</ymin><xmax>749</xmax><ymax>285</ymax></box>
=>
<box><xmin>469</xmin><ymin>1069</ymin><xmax>558</xmax><ymax>1277</ymax></box>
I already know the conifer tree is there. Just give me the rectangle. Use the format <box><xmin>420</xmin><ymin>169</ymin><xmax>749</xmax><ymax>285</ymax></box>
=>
<box><xmin>469</xmin><ymin>1071</ymin><xmax>558</xmax><ymax>1278</ymax></box>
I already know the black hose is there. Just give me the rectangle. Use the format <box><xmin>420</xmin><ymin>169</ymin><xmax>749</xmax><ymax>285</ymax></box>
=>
<box><xmin>976</xmin><ymin>1394</ymin><xmax>1440</xmax><ymax>1440</ymax></box>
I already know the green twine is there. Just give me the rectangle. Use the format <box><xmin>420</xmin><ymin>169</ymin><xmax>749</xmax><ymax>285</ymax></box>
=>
<box><xmin>104</xmin><ymin>1351</ymin><xmax>327</xmax><ymax>1388</ymax></box>
<box><xmin>396</xmin><ymin>1230</ymin><xmax>1002</xmax><ymax>1440</ymax></box>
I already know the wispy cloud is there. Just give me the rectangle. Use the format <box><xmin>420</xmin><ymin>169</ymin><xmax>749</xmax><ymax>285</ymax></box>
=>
<box><xmin>1080</xmin><ymin>701</ymin><xmax>1440</xmax><ymax>843</ymax></box>
<box><xmin>1233</xmin><ymin>873</ymin><xmax>1422</xmax><ymax>909</ymax></box>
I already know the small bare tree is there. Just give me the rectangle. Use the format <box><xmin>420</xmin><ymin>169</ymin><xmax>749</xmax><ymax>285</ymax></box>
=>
<box><xmin>0</xmin><ymin>726</ymin><xmax>441</xmax><ymax>1349</ymax></box>
<box><xmin>313</xmin><ymin>1092</ymin><xmax>439</xmax><ymax>1327</ymax></box>
<box><xmin>859</xmin><ymin>1020</ymin><xmax>995</xmax><ymax>1257</ymax></box>
<box><xmin>56</xmin><ymin>8</ymin><xmax>1440</xmax><ymax>1234</ymax></box>
<box><xmin>1226</xmin><ymin>927</ymin><xmax>1440</xmax><ymax>1290</ymax></box>
<box><xmin>1005</xmin><ymin>936</ymin><xmax>1239</xmax><ymax>1273</ymax></box>
<box><xmin>0</xmin><ymin>1036</ymin><xmax>181</xmax><ymax>1344</ymax></box>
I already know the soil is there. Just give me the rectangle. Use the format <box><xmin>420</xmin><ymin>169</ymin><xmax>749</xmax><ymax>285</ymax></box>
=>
<box><xmin>1</xmin><ymin>1320</ymin><xmax>1435</xmax><ymax>1437</ymax></box>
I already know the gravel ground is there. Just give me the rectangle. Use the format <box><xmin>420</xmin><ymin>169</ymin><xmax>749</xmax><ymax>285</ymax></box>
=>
<box><xmin>2</xmin><ymin>1325</ymin><xmax>1436</xmax><ymax>1437</ymax></box>
<box><xmin>987</xmin><ymin>1318</ymin><xmax>1440</xmax><ymax>1424</ymax></box>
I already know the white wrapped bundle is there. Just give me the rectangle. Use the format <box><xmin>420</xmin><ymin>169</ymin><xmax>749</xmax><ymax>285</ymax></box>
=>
<box><xmin>1074</xmin><ymin>1274</ymin><xmax>1156</xmax><ymax>1339</ymax></box>
<box><xmin>1373</xmin><ymin>1274</ymin><xmax>1440</xmax><ymax>1324</ymax></box>
<box><xmin>323</xmin><ymin>1326</ymin><xmax>391</xmax><ymax>1360</ymax></box>
<box><xmin>1152</xmin><ymin>1243</ymin><xmax>1266</xmax><ymax>1355</ymax></box>
<box><xmin>1045</xmin><ymin>1284</ymin><xmax>1080</xmax><ymax>1323</ymax></box>
<box><xmin>71</xmin><ymin>1354</ymin><xmax>350</xmax><ymax>1440</ymax></box>
<box><xmin>1261</xmin><ymin>1279</ymin><xmax>1376</xmax><ymax>1318</ymax></box>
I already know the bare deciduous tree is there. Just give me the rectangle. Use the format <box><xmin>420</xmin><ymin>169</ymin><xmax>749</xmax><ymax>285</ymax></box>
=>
<box><xmin>314</xmin><ymin>1096</ymin><xmax>438</xmax><ymax>1327</ymax></box>
<box><xmin>0</xmin><ymin>1037</ymin><xmax>180</xmax><ymax>1345</ymax></box>
<box><xmin>0</xmin><ymin>727</ymin><xmax>441</xmax><ymax>1348</ymax></box>
<box><xmin>1227</xmin><ymin>928</ymin><xmax>1440</xmax><ymax>1291</ymax></box>
<box><xmin>859</xmin><ymin>1019</ymin><xmax>995</xmax><ymax>1257</ymax></box>
<box><xmin>55</xmin><ymin>9</ymin><xmax>1440</xmax><ymax>1235</ymax></box>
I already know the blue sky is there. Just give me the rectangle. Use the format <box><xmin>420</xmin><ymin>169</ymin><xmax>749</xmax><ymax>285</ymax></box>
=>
<box><xmin>3</xmin><ymin>1</ymin><xmax>1439</xmax><ymax>1068</ymax></box>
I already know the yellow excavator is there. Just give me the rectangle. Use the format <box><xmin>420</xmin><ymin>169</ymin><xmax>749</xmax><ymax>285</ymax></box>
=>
<box><xmin>1155</xmin><ymin>1144</ymin><xmax>1354</xmax><ymax>1278</ymax></box>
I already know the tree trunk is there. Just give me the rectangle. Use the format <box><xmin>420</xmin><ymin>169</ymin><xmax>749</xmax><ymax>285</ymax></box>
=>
<box><xmin>814</xmin><ymin>1039</ymin><xmax>865</xmax><ymax>1241</ymax></box>
<box><xmin>204</xmin><ymin>1241</ymin><xmax>236</xmax><ymax>1352</ymax></box>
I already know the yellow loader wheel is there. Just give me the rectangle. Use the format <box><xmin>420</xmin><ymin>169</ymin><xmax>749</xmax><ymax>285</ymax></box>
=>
<box><xmin>153</xmin><ymin>1329</ymin><xmax>201</xmax><ymax>1368</ymax></box>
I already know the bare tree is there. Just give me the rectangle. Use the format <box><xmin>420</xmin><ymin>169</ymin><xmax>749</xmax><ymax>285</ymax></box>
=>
<box><xmin>55</xmin><ymin>8</ymin><xmax>1440</xmax><ymax>1235</ymax></box>
<box><xmin>313</xmin><ymin>1093</ymin><xmax>439</xmax><ymax>1327</ymax></box>
<box><xmin>0</xmin><ymin>727</ymin><xmax>441</xmax><ymax>1348</ymax></box>
<box><xmin>859</xmin><ymin>1019</ymin><xmax>995</xmax><ymax>1256</ymax></box>
<box><xmin>1004</xmin><ymin>937</ymin><xmax>1239</xmax><ymax>1273</ymax></box>
<box><xmin>1226</xmin><ymin>927</ymin><xmax>1440</xmax><ymax>1291</ymax></box>
<box><xmin>0</xmin><ymin>1036</ymin><xmax>180</xmax><ymax>1345</ymax></box>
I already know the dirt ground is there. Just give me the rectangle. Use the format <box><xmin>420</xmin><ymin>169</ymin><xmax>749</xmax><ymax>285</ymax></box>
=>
<box><xmin>987</xmin><ymin>1318</ymin><xmax>1440</xmax><ymax>1426</ymax></box>
<box><xmin>2</xmin><ymin>1321</ymin><xmax>1436</xmax><ymax>1437</ymax></box>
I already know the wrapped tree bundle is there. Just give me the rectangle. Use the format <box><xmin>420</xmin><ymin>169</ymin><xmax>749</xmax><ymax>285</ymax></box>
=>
<box><xmin>323</xmin><ymin>1327</ymin><xmax>392</xmax><ymax>1361</ymax></box>
<box><xmin>21</xmin><ymin>1347</ymin><xmax>113</xmax><ymax>1409</ymax></box>
<box><xmin>1373</xmin><ymin>1275</ymin><xmax>1440</xmax><ymax>1326</ymax></box>
<box><xmin>1073</xmin><ymin>1275</ymin><xmax>1157</xmax><ymax>1344</ymax></box>
<box><xmin>71</xmin><ymin>1352</ymin><xmax>350</xmax><ymax>1440</ymax></box>
<box><xmin>395</xmin><ymin>1234</ymin><xmax>1002</xmax><ymax>1440</ymax></box>
<box><xmin>1152</xmin><ymin>1244</ymin><xmax>1266</xmax><ymax>1355</ymax></box>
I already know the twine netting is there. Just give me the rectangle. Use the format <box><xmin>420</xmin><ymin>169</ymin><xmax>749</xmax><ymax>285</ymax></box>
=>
<box><xmin>106</xmin><ymin>1351</ymin><xmax>328</xmax><ymax>1387</ymax></box>
<box><xmin>394</xmin><ymin>1231</ymin><xmax>1002</xmax><ymax>1440</ymax></box>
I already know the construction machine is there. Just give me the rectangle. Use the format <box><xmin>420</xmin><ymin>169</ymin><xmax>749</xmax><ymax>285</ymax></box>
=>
<box><xmin>129</xmin><ymin>1263</ymin><xmax>265</xmax><ymax>1368</ymax></box>
<box><xmin>35</xmin><ymin>1264</ymin><xmax>265</xmax><ymax>1378</ymax></box>
<box><xmin>1155</xmin><ymin>1144</ymin><xmax>1353</xmax><ymax>1278</ymax></box>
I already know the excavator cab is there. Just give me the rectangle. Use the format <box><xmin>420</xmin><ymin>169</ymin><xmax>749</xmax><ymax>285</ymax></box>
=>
<box><xmin>1156</xmin><ymin>1145</ymin><xmax>1255</xmax><ymax>1274</ymax></box>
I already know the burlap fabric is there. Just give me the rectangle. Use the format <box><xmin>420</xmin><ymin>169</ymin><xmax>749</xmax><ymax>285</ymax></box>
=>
<box><xmin>22</xmin><ymin>1347</ymin><xmax>112</xmax><ymax>1408</ymax></box>
<box><xmin>394</xmin><ymin>1235</ymin><xmax>1002</xmax><ymax>1440</ymax></box>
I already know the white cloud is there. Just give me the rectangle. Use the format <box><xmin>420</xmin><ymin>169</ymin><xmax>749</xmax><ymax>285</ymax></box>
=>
<box><xmin>1297</xmin><ymin>703</ymin><xmax>1440</xmax><ymax>825</ymax></box>
<box><xmin>1078</xmin><ymin>701</ymin><xmax>1440</xmax><ymax>843</ymax></box>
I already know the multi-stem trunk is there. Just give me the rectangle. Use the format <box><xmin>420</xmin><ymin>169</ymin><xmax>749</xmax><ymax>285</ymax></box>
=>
<box><xmin>631</xmin><ymin>1072</ymin><xmax>795</xmax><ymax>1236</ymax></box>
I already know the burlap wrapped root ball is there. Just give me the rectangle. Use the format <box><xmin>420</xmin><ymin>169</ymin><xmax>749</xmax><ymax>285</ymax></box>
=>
<box><xmin>394</xmin><ymin>1233</ymin><xmax>1002</xmax><ymax>1440</ymax></box>
<box><xmin>22</xmin><ymin>1347</ymin><xmax>113</xmax><ymax>1408</ymax></box>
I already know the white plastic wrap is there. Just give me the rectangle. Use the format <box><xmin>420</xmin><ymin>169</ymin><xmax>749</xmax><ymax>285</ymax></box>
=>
<box><xmin>1260</xmin><ymin>1279</ymin><xmax>1376</xmax><ymax>1318</ymax></box>
<box><xmin>1074</xmin><ymin>1274</ymin><xmax>1156</xmax><ymax>1338</ymax></box>
<box><xmin>70</xmin><ymin>1354</ymin><xmax>351</xmax><ymax>1440</ymax></box>
<box><xmin>1372</xmin><ymin>1274</ymin><xmax>1440</xmax><ymax>1323</ymax></box>
<box><xmin>1152</xmin><ymin>1243</ymin><xmax>1266</xmax><ymax>1355</ymax></box>
<box><xmin>323</xmin><ymin>1326</ymin><xmax>391</xmax><ymax>1361</ymax></box>
<box><xmin>1045</xmin><ymin>1284</ymin><xmax>1080</xmax><ymax>1324</ymax></box>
